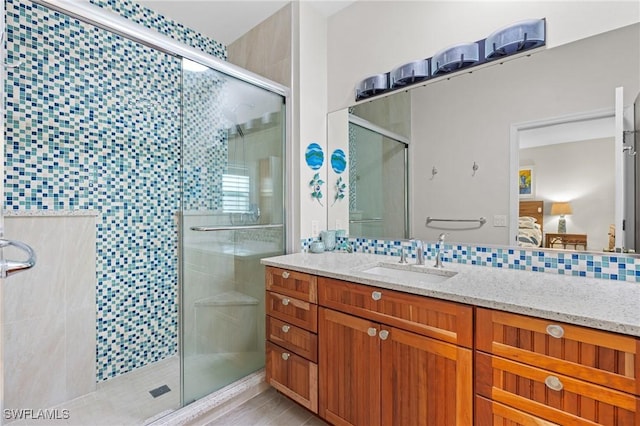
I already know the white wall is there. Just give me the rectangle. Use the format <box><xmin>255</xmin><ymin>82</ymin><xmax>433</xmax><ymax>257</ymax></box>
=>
<box><xmin>327</xmin><ymin>1</ymin><xmax>640</xmax><ymax>112</ymax></box>
<box><xmin>520</xmin><ymin>138</ymin><xmax>615</xmax><ymax>250</ymax></box>
<box><xmin>296</xmin><ymin>2</ymin><xmax>328</xmax><ymax>241</ymax></box>
<box><xmin>409</xmin><ymin>24</ymin><xmax>639</xmax><ymax>245</ymax></box>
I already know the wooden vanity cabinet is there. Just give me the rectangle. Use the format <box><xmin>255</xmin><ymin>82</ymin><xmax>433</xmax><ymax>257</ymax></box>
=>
<box><xmin>265</xmin><ymin>267</ymin><xmax>318</xmax><ymax>413</ymax></box>
<box><xmin>318</xmin><ymin>277</ymin><xmax>473</xmax><ymax>426</ymax></box>
<box><xmin>475</xmin><ymin>307</ymin><xmax>640</xmax><ymax>425</ymax></box>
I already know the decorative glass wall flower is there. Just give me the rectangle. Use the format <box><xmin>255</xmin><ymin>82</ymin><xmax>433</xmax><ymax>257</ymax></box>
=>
<box><xmin>309</xmin><ymin>172</ymin><xmax>325</xmax><ymax>206</ymax></box>
<box><xmin>305</xmin><ymin>143</ymin><xmax>324</xmax><ymax>170</ymax></box>
<box><xmin>332</xmin><ymin>176</ymin><xmax>346</xmax><ymax>206</ymax></box>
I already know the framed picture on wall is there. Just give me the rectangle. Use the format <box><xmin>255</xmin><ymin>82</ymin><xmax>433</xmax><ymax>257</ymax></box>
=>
<box><xmin>519</xmin><ymin>166</ymin><xmax>535</xmax><ymax>198</ymax></box>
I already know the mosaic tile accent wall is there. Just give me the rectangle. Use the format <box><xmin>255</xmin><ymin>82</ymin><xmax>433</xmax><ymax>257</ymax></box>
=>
<box><xmin>300</xmin><ymin>236</ymin><xmax>640</xmax><ymax>283</ymax></box>
<box><xmin>90</xmin><ymin>0</ymin><xmax>226</xmax><ymax>60</ymax></box>
<box><xmin>4</xmin><ymin>0</ymin><xmax>227</xmax><ymax>381</ymax></box>
<box><xmin>183</xmin><ymin>71</ymin><xmax>228</xmax><ymax>211</ymax></box>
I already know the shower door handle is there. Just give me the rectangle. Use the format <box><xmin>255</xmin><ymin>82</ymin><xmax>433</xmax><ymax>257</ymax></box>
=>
<box><xmin>190</xmin><ymin>224</ymin><xmax>283</xmax><ymax>232</ymax></box>
<box><xmin>0</xmin><ymin>239</ymin><xmax>37</xmax><ymax>278</ymax></box>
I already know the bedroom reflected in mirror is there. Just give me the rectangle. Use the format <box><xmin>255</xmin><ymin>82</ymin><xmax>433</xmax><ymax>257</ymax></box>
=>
<box><xmin>516</xmin><ymin>112</ymin><xmax>617</xmax><ymax>252</ymax></box>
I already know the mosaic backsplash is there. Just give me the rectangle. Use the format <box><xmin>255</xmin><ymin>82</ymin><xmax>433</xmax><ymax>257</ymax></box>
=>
<box><xmin>4</xmin><ymin>0</ymin><xmax>227</xmax><ymax>381</ymax></box>
<box><xmin>301</xmin><ymin>236</ymin><xmax>640</xmax><ymax>282</ymax></box>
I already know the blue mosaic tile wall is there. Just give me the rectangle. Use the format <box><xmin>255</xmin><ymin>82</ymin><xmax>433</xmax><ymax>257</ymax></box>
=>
<box><xmin>90</xmin><ymin>0</ymin><xmax>226</xmax><ymax>60</ymax></box>
<box><xmin>4</xmin><ymin>0</ymin><xmax>227</xmax><ymax>381</ymax></box>
<box><xmin>301</xmin><ymin>236</ymin><xmax>640</xmax><ymax>283</ymax></box>
<box><xmin>183</xmin><ymin>71</ymin><xmax>228</xmax><ymax>211</ymax></box>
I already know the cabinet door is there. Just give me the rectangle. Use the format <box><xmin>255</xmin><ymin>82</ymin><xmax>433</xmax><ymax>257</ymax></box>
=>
<box><xmin>381</xmin><ymin>327</ymin><xmax>473</xmax><ymax>426</ymax></box>
<box><xmin>266</xmin><ymin>342</ymin><xmax>318</xmax><ymax>413</ymax></box>
<box><xmin>319</xmin><ymin>308</ymin><xmax>381</xmax><ymax>426</ymax></box>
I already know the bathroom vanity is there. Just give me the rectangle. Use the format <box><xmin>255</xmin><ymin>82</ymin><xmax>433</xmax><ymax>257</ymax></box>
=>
<box><xmin>262</xmin><ymin>252</ymin><xmax>640</xmax><ymax>425</ymax></box>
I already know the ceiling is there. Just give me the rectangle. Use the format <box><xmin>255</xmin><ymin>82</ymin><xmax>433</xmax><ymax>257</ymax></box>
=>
<box><xmin>136</xmin><ymin>0</ymin><xmax>355</xmax><ymax>46</ymax></box>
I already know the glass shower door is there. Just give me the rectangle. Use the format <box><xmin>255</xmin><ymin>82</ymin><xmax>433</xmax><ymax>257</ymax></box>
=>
<box><xmin>349</xmin><ymin>122</ymin><xmax>408</xmax><ymax>239</ymax></box>
<box><xmin>180</xmin><ymin>59</ymin><xmax>285</xmax><ymax>403</ymax></box>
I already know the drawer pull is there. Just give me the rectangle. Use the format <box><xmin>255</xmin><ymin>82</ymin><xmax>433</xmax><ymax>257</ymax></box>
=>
<box><xmin>281</xmin><ymin>352</ymin><xmax>290</xmax><ymax>361</ymax></box>
<box><xmin>282</xmin><ymin>271</ymin><xmax>290</xmax><ymax>279</ymax></box>
<box><xmin>546</xmin><ymin>324</ymin><xmax>565</xmax><ymax>339</ymax></box>
<box><xmin>379</xmin><ymin>330</ymin><xmax>389</xmax><ymax>341</ymax></box>
<box><xmin>367</xmin><ymin>327</ymin><xmax>377</xmax><ymax>337</ymax></box>
<box><xmin>281</xmin><ymin>298</ymin><xmax>290</xmax><ymax>306</ymax></box>
<box><xmin>544</xmin><ymin>375</ymin><xmax>563</xmax><ymax>391</ymax></box>
<box><xmin>371</xmin><ymin>291</ymin><xmax>382</xmax><ymax>301</ymax></box>
<box><xmin>281</xmin><ymin>325</ymin><xmax>290</xmax><ymax>333</ymax></box>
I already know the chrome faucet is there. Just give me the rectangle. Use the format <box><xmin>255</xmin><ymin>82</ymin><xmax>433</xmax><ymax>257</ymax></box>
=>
<box><xmin>415</xmin><ymin>240</ymin><xmax>425</xmax><ymax>265</ymax></box>
<box><xmin>434</xmin><ymin>233</ymin><xmax>447</xmax><ymax>268</ymax></box>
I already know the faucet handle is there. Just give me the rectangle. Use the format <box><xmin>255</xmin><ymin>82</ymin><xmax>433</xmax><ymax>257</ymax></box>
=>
<box><xmin>398</xmin><ymin>247</ymin><xmax>408</xmax><ymax>264</ymax></box>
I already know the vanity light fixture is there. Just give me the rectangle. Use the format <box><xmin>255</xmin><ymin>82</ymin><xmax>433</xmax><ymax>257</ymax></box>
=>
<box><xmin>485</xmin><ymin>18</ymin><xmax>546</xmax><ymax>60</ymax></box>
<box><xmin>551</xmin><ymin>202</ymin><xmax>573</xmax><ymax>234</ymax></box>
<box><xmin>355</xmin><ymin>73</ymin><xmax>390</xmax><ymax>101</ymax></box>
<box><xmin>390</xmin><ymin>59</ymin><xmax>430</xmax><ymax>88</ymax></box>
<box><xmin>353</xmin><ymin>18</ymin><xmax>546</xmax><ymax>102</ymax></box>
<box><xmin>431</xmin><ymin>42</ymin><xmax>480</xmax><ymax>76</ymax></box>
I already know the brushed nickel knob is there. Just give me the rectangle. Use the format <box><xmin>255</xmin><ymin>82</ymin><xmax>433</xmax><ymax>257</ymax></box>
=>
<box><xmin>282</xmin><ymin>298</ymin><xmax>290</xmax><ymax>306</ymax></box>
<box><xmin>544</xmin><ymin>375</ymin><xmax>563</xmax><ymax>391</ymax></box>
<box><xmin>379</xmin><ymin>330</ymin><xmax>390</xmax><ymax>340</ymax></box>
<box><xmin>281</xmin><ymin>325</ymin><xmax>290</xmax><ymax>333</ymax></box>
<box><xmin>282</xmin><ymin>271</ymin><xmax>290</xmax><ymax>279</ymax></box>
<box><xmin>281</xmin><ymin>353</ymin><xmax>290</xmax><ymax>361</ymax></box>
<box><xmin>371</xmin><ymin>291</ymin><xmax>382</xmax><ymax>301</ymax></box>
<box><xmin>367</xmin><ymin>327</ymin><xmax>377</xmax><ymax>337</ymax></box>
<box><xmin>546</xmin><ymin>324</ymin><xmax>564</xmax><ymax>339</ymax></box>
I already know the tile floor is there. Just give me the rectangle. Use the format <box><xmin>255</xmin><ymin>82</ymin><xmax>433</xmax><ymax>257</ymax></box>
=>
<box><xmin>201</xmin><ymin>388</ymin><xmax>328</xmax><ymax>426</ymax></box>
<box><xmin>5</xmin><ymin>353</ymin><xmax>314</xmax><ymax>426</ymax></box>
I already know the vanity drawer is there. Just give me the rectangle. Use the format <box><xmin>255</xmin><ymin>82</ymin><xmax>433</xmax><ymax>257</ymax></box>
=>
<box><xmin>476</xmin><ymin>308</ymin><xmax>640</xmax><ymax>395</ymax></box>
<box><xmin>476</xmin><ymin>352</ymin><xmax>640</xmax><ymax>425</ymax></box>
<box><xmin>267</xmin><ymin>316</ymin><xmax>317</xmax><ymax>362</ymax></box>
<box><xmin>476</xmin><ymin>396</ymin><xmax>559</xmax><ymax>425</ymax></box>
<box><xmin>318</xmin><ymin>277</ymin><xmax>472</xmax><ymax>347</ymax></box>
<box><xmin>266</xmin><ymin>341</ymin><xmax>318</xmax><ymax>413</ymax></box>
<box><xmin>266</xmin><ymin>267</ymin><xmax>317</xmax><ymax>303</ymax></box>
<box><xmin>267</xmin><ymin>291</ymin><xmax>318</xmax><ymax>332</ymax></box>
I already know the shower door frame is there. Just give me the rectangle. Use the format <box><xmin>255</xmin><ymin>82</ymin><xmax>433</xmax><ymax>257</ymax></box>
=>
<box><xmin>28</xmin><ymin>0</ymin><xmax>295</xmax><ymax>252</ymax></box>
<box><xmin>5</xmin><ymin>0</ymin><xmax>294</xmax><ymax>414</ymax></box>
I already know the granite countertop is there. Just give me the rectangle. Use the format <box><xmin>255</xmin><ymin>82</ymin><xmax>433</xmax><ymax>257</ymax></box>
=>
<box><xmin>262</xmin><ymin>252</ymin><xmax>640</xmax><ymax>338</ymax></box>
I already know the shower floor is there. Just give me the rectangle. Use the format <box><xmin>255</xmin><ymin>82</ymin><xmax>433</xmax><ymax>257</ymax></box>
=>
<box><xmin>7</xmin><ymin>352</ymin><xmax>263</xmax><ymax>426</ymax></box>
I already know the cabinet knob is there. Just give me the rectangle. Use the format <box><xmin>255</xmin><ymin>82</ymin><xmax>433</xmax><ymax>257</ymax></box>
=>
<box><xmin>371</xmin><ymin>291</ymin><xmax>382</xmax><ymax>301</ymax></box>
<box><xmin>282</xmin><ymin>271</ymin><xmax>290</xmax><ymax>279</ymax></box>
<box><xmin>379</xmin><ymin>330</ymin><xmax>389</xmax><ymax>341</ymax></box>
<box><xmin>367</xmin><ymin>327</ymin><xmax>377</xmax><ymax>337</ymax></box>
<box><xmin>281</xmin><ymin>352</ymin><xmax>290</xmax><ymax>361</ymax></box>
<box><xmin>544</xmin><ymin>375</ymin><xmax>563</xmax><ymax>391</ymax></box>
<box><xmin>546</xmin><ymin>324</ymin><xmax>565</xmax><ymax>339</ymax></box>
<box><xmin>281</xmin><ymin>325</ymin><xmax>290</xmax><ymax>333</ymax></box>
<box><xmin>281</xmin><ymin>298</ymin><xmax>290</xmax><ymax>306</ymax></box>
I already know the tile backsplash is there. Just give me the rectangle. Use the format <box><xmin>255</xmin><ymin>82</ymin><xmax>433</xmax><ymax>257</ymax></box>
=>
<box><xmin>301</xmin><ymin>236</ymin><xmax>640</xmax><ymax>283</ymax></box>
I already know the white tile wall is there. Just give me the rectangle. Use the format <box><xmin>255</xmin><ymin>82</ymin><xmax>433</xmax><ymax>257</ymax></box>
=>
<box><xmin>3</xmin><ymin>215</ymin><xmax>97</xmax><ymax>410</ymax></box>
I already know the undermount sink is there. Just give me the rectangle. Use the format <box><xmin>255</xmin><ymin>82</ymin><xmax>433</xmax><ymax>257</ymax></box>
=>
<box><xmin>359</xmin><ymin>263</ymin><xmax>457</xmax><ymax>284</ymax></box>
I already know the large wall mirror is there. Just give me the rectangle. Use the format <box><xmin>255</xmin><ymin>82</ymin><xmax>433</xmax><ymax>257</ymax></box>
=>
<box><xmin>327</xmin><ymin>23</ymin><xmax>640</xmax><ymax>252</ymax></box>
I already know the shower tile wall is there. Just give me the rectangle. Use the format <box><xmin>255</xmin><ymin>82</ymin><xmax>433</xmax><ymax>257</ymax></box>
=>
<box><xmin>183</xmin><ymin>71</ymin><xmax>228</xmax><ymax>212</ymax></box>
<box><xmin>4</xmin><ymin>0</ymin><xmax>227</xmax><ymax>388</ymax></box>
